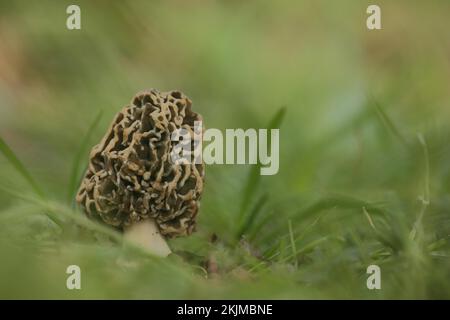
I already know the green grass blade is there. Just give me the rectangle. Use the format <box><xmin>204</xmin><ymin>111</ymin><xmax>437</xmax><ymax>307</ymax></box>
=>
<box><xmin>288</xmin><ymin>219</ymin><xmax>298</xmax><ymax>268</ymax></box>
<box><xmin>237</xmin><ymin>107</ymin><xmax>286</xmax><ymax>238</ymax></box>
<box><xmin>67</xmin><ymin>110</ymin><xmax>103</xmax><ymax>203</ymax></box>
<box><xmin>293</xmin><ymin>194</ymin><xmax>387</xmax><ymax>222</ymax></box>
<box><xmin>0</xmin><ymin>184</ymin><xmax>61</xmax><ymax>226</ymax></box>
<box><xmin>0</xmin><ymin>136</ymin><xmax>45</xmax><ymax>199</ymax></box>
<box><xmin>410</xmin><ymin>133</ymin><xmax>430</xmax><ymax>241</ymax></box>
<box><xmin>368</xmin><ymin>94</ymin><xmax>410</xmax><ymax>148</ymax></box>
<box><xmin>236</xmin><ymin>193</ymin><xmax>268</xmax><ymax>239</ymax></box>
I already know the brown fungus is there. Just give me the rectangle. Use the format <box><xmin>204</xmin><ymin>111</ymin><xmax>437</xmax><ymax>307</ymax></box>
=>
<box><xmin>76</xmin><ymin>89</ymin><xmax>204</xmax><ymax>256</ymax></box>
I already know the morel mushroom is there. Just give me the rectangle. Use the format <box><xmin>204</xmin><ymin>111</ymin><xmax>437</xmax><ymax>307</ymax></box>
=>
<box><xmin>76</xmin><ymin>89</ymin><xmax>204</xmax><ymax>257</ymax></box>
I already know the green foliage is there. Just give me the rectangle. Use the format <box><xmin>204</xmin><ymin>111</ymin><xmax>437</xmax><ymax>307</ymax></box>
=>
<box><xmin>0</xmin><ymin>0</ymin><xmax>449</xmax><ymax>299</ymax></box>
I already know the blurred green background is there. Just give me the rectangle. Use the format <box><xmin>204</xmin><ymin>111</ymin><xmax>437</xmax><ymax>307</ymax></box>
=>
<box><xmin>0</xmin><ymin>0</ymin><xmax>449</xmax><ymax>299</ymax></box>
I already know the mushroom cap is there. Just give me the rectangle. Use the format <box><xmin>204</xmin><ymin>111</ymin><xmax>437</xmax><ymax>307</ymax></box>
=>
<box><xmin>76</xmin><ymin>89</ymin><xmax>204</xmax><ymax>237</ymax></box>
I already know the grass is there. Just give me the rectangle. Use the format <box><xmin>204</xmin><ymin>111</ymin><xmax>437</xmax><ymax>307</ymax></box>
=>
<box><xmin>66</xmin><ymin>110</ymin><xmax>103</xmax><ymax>204</ymax></box>
<box><xmin>0</xmin><ymin>0</ymin><xmax>449</xmax><ymax>299</ymax></box>
<box><xmin>0</xmin><ymin>136</ymin><xmax>45</xmax><ymax>199</ymax></box>
<box><xmin>0</xmin><ymin>113</ymin><xmax>448</xmax><ymax>299</ymax></box>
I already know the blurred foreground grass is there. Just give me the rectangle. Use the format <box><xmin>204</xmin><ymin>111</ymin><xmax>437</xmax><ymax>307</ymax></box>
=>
<box><xmin>0</xmin><ymin>0</ymin><xmax>449</xmax><ymax>299</ymax></box>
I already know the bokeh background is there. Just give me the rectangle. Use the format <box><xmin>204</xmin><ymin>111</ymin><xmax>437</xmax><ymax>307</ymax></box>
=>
<box><xmin>0</xmin><ymin>0</ymin><xmax>449</xmax><ymax>299</ymax></box>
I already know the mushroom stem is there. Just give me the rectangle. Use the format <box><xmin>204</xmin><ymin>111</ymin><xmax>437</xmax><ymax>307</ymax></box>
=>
<box><xmin>123</xmin><ymin>218</ymin><xmax>171</xmax><ymax>257</ymax></box>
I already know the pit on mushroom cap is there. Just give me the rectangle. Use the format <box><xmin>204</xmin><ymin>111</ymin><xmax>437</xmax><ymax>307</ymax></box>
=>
<box><xmin>76</xmin><ymin>89</ymin><xmax>204</xmax><ymax>256</ymax></box>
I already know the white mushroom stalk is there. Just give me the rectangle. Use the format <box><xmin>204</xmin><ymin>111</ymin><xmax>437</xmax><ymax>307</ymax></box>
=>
<box><xmin>124</xmin><ymin>218</ymin><xmax>171</xmax><ymax>257</ymax></box>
